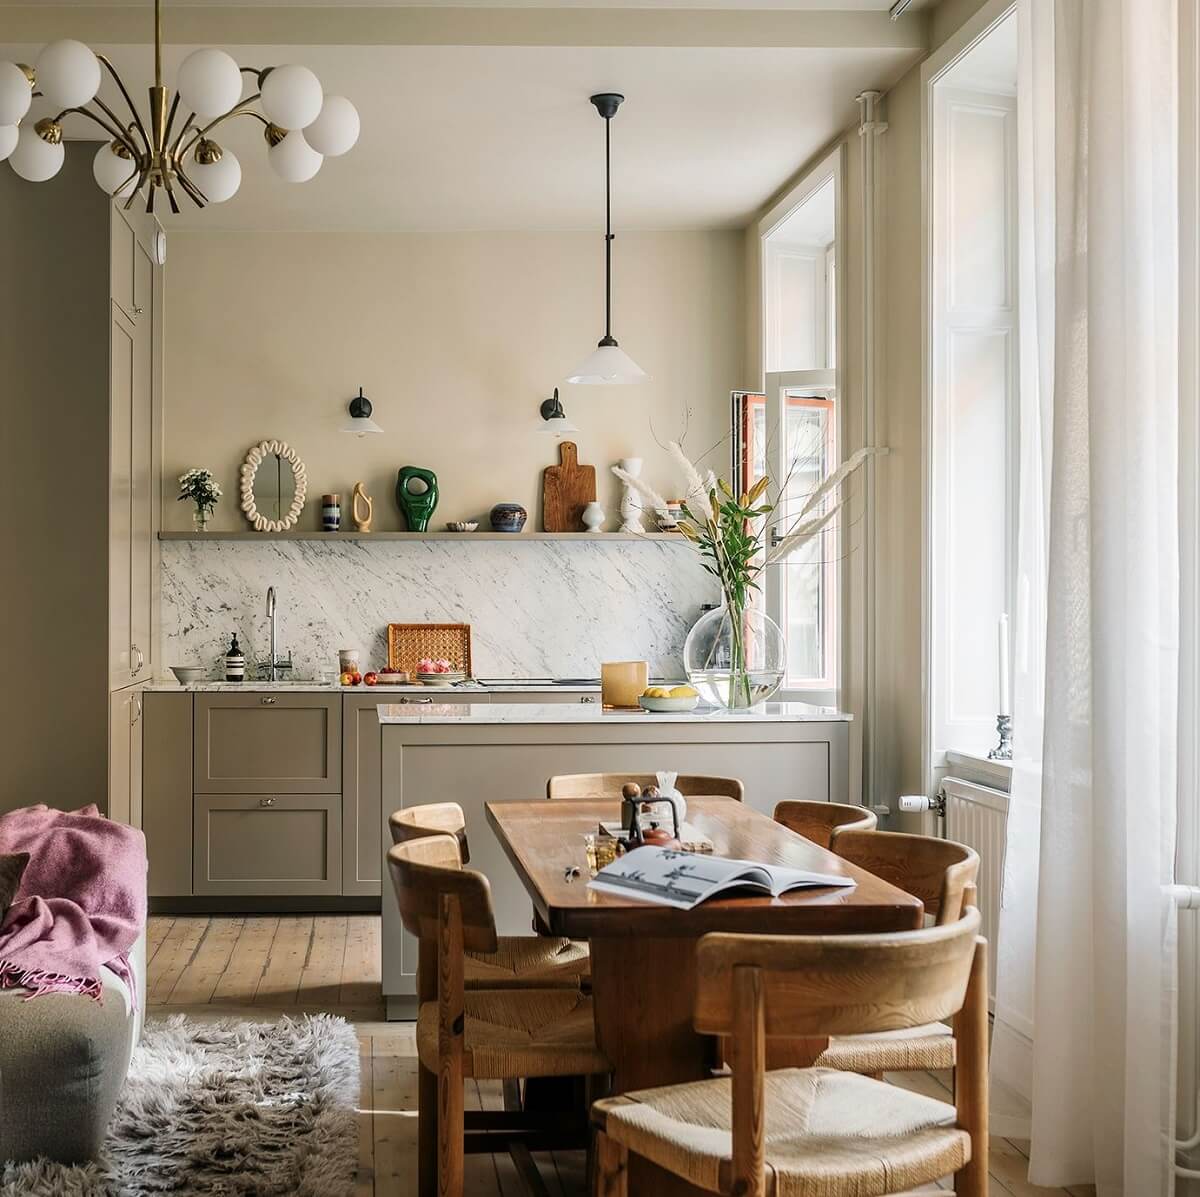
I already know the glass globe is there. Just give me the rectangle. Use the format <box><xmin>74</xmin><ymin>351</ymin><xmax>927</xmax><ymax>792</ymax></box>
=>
<box><xmin>9</xmin><ymin>124</ymin><xmax>65</xmax><ymax>182</ymax></box>
<box><xmin>261</xmin><ymin>64</ymin><xmax>323</xmax><ymax>130</ymax></box>
<box><xmin>177</xmin><ymin>48</ymin><xmax>243</xmax><ymax>118</ymax></box>
<box><xmin>0</xmin><ymin>125</ymin><xmax>17</xmax><ymax>163</ymax></box>
<box><xmin>93</xmin><ymin>140</ymin><xmax>138</xmax><ymax>197</ymax></box>
<box><xmin>0</xmin><ymin>62</ymin><xmax>33</xmax><ymax>127</ymax></box>
<box><xmin>304</xmin><ymin>95</ymin><xmax>359</xmax><ymax>157</ymax></box>
<box><xmin>190</xmin><ymin>145</ymin><xmax>241</xmax><ymax>203</ymax></box>
<box><xmin>36</xmin><ymin>40</ymin><xmax>101</xmax><ymax>109</ymax></box>
<box><xmin>268</xmin><ymin>130</ymin><xmax>322</xmax><ymax>182</ymax></box>
<box><xmin>683</xmin><ymin>604</ymin><xmax>786</xmax><ymax>710</ymax></box>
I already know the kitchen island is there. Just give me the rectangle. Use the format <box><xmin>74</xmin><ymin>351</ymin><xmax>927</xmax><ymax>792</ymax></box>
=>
<box><xmin>379</xmin><ymin>700</ymin><xmax>851</xmax><ymax>1018</ymax></box>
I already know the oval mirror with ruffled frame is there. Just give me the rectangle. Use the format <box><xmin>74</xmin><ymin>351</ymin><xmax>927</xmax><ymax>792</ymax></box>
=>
<box><xmin>240</xmin><ymin>441</ymin><xmax>308</xmax><ymax>532</ymax></box>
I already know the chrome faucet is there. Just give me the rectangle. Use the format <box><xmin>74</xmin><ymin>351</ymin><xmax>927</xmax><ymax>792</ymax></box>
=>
<box><xmin>265</xmin><ymin>586</ymin><xmax>293</xmax><ymax>681</ymax></box>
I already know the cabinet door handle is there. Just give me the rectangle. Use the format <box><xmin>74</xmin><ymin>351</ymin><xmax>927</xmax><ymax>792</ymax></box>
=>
<box><xmin>259</xmin><ymin>797</ymin><xmax>276</xmax><ymax>807</ymax></box>
<box><xmin>131</xmin><ymin>696</ymin><xmax>142</xmax><ymax>724</ymax></box>
<box><xmin>132</xmin><ymin>305</ymin><xmax>144</xmax><ymax>317</ymax></box>
<box><xmin>399</xmin><ymin>697</ymin><xmax>433</xmax><ymax>705</ymax></box>
<box><xmin>132</xmin><ymin>644</ymin><xmax>144</xmax><ymax>674</ymax></box>
<box><xmin>580</xmin><ymin>695</ymin><xmax>595</xmax><ymax>704</ymax></box>
<box><xmin>261</xmin><ymin>696</ymin><xmax>277</xmax><ymax>705</ymax></box>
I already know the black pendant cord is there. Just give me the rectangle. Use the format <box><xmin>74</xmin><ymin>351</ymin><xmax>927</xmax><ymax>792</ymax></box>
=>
<box><xmin>604</xmin><ymin>110</ymin><xmax>614</xmax><ymax>344</ymax></box>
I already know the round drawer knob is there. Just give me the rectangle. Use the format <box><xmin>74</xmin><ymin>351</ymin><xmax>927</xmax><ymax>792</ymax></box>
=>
<box><xmin>261</xmin><ymin>696</ymin><xmax>277</xmax><ymax>705</ymax></box>
<box><xmin>259</xmin><ymin>797</ymin><xmax>276</xmax><ymax>807</ymax></box>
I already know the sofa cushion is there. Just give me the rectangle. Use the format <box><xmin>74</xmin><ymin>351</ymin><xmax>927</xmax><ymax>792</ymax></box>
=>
<box><xmin>0</xmin><ymin>852</ymin><xmax>28</xmax><ymax>921</ymax></box>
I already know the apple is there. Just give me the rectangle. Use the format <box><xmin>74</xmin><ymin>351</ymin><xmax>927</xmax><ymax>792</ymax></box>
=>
<box><xmin>350</xmin><ymin>670</ymin><xmax>363</xmax><ymax>685</ymax></box>
<box><xmin>339</xmin><ymin>671</ymin><xmax>354</xmax><ymax>686</ymax></box>
<box><xmin>363</xmin><ymin>671</ymin><xmax>378</xmax><ymax>686</ymax></box>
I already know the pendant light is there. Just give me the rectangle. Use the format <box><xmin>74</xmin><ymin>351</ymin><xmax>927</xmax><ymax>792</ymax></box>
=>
<box><xmin>567</xmin><ymin>93</ymin><xmax>649</xmax><ymax>385</ymax></box>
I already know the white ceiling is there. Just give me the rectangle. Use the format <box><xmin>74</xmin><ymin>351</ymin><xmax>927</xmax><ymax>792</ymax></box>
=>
<box><xmin>2</xmin><ymin>5</ymin><xmax>925</xmax><ymax>231</ymax></box>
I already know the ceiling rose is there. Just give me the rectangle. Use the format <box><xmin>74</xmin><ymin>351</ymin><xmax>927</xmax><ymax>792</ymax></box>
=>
<box><xmin>0</xmin><ymin>0</ymin><xmax>360</xmax><ymax>212</ymax></box>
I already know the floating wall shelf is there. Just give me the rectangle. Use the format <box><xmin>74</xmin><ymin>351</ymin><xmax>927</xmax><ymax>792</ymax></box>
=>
<box><xmin>158</xmin><ymin>530</ymin><xmax>688</xmax><ymax>543</ymax></box>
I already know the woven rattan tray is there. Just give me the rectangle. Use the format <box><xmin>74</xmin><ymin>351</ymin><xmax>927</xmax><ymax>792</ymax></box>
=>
<box><xmin>386</xmin><ymin>623</ymin><xmax>472</xmax><ymax>676</ymax></box>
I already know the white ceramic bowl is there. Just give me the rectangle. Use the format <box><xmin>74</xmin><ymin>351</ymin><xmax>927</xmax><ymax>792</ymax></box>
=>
<box><xmin>170</xmin><ymin>665</ymin><xmax>205</xmax><ymax>684</ymax></box>
<box><xmin>446</xmin><ymin>522</ymin><xmax>479</xmax><ymax>533</ymax></box>
<box><xmin>638</xmin><ymin>694</ymin><xmax>700</xmax><ymax>713</ymax></box>
<box><xmin>417</xmin><ymin>671</ymin><xmax>465</xmax><ymax>686</ymax></box>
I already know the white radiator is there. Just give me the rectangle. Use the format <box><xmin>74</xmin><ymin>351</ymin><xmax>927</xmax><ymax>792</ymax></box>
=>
<box><xmin>942</xmin><ymin>776</ymin><xmax>1010</xmax><ymax>1004</ymax></box>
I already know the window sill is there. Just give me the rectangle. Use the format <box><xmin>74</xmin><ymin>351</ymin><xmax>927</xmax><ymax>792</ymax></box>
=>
<box><xmin>941</xmin><ymin>749</ymin><xmax>1012</xmax><ymax>793</ymax></box>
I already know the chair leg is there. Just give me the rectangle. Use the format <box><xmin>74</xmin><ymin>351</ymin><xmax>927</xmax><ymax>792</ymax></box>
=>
<box><xmin>438</xmin><ymin>1066</ymin><xmax>464</xmax><ymax>1196</ymax></box>
<box><xmin>419</xmin><ymin>1061</ymin><xmax>438</xmax><ymax>1197</ymax></box>
<box><xmin>594</xmin><ymin>1131</ymin><xmax>628</xmax><ymax>1197</ymax></box>
<box><xmin>953</xmin><ymin>938</ymin><xmax>989</xmax><ymax>1197</ymax></box>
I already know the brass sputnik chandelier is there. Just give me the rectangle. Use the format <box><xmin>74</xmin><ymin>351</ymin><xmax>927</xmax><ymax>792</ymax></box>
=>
<box><xmin>0</xmin><ymin>0</ymin><xmax>360</xmax><ymax>212</ymax></box>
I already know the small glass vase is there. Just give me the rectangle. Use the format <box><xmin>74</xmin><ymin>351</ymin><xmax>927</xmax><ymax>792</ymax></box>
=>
<box><xmin>192</xmin><ymin>507</ymin><xmax>211</xmax><ymax>533</ymax></box>
<box><xmin>684</xmin><ymin>602</ymin><xmax>786</xmax><ymax>710</ymax></box>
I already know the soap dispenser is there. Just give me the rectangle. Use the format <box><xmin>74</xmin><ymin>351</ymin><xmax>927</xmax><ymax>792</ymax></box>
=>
<box><xmin>225</xmin><ymin>633</ymin><xmax>246</xmax><ymax>682</ymax></box>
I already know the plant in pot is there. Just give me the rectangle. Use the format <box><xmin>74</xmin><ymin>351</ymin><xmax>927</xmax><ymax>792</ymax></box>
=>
<box><xmin>178</xmin><ymin>468</ymin><xmax>222</xmax><ymax>532</ymax></box>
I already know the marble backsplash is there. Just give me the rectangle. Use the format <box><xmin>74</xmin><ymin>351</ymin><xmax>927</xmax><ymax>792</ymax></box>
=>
<box><xmin>160</xmin><ymin>539</ymin><xmax>717</xmax><ymax>680</ymax></box>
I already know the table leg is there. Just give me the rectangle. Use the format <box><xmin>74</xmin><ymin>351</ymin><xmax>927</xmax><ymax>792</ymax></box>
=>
<box><xmin>590</xmin><ymin>937</ymin><xmax>718</xmax><ymax>1197</ymax></box>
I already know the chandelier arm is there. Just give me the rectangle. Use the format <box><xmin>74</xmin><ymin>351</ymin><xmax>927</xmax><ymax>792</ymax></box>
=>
<box><xmin>52</xmin><ymin>105</ymin><xmax>138</xmax><ymax>151</ymax></box>
<box><xmin>179</xmin><ymin>99</ymin><xmax>267</xmax><ymax>158</ymax></box>
<box><xmin>93</xmin><ymin>95</ymin><xmax>147</xmax><ymax>153</ymax></box>
<box><xmin>162</xmin><ymin>91</ymin><xmax>182</xmax><ymax>153</ymax></box>
<box><xmin>162</xmin><ymin>174</ymin><xmax>181</xmax><ymax>215</ymax></box>
<box><xmin>174</xmin><ymin>165</ymin><xmax>208</xmax><ymax>210</ymax></box>
<box><xmin>122</xmin><ymin>165</ymin><xmax>150</xmax><ymax>210</ymax></box>
<box><xmin>96</xmin><ymin>54</ymin><xmax>152</xmax><ymax>153</ymax></box>
<box><xmin>169</xmin><ymin>112</ymin><xmax>199</xmax><ymax>162</ymax></box>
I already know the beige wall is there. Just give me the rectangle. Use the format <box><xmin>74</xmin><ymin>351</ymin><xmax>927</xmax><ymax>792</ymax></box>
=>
<box><xmin>162</xmin><ymin>229</ymin><xmax>744</xmax><ymax>532</ymax></box>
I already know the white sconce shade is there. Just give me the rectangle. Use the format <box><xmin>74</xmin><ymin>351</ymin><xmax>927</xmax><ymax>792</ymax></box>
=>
<box><xmin>341</xmin><ymin>387</ymin><xmax>383</xmax><ymax>435</ymax></box>
<box><xmin>537</xmin><ymin>388</ymin><xmax>580</xmax><ymax>434</ymax></box>
<box><xmin>190</xmin><ymin>146</ymin><xmax>242</xmax><ymax>203</ymax></box>
<box><xmin>305</xmin><ymin>95</ymin><xmax>360</xmax><ymax>157</ymax></box>
<box><xmin>177</xmin><ymin>49</ymin><xmax>244</xmax><ymax>119</ymax></box>
<box><xmin>92</xmin><ymin>140</ymin><xmax>138</xmax><ymax>197</ymax></box>
<box><xmin>261</xmin><ymin>64</ymin><xmax>323</xmax><ymax>130</ymax></box>
<box><xmin>268</xmin><ymin>130</ymin><xmax>322</xmax><ymax>182</ymax></box>
<box><xmin>36</xmin><ymin>40</ymin><xmax>101</xmax><ymax>110</ymax></box>
<box><xmin>0</xmin><ymin>125</ymin><xmax>17</xmax><ymax>163</ymax></box>
<box><xmin>10</xmin><ymin>125</ymin><xmax>64</xmax><ymax>182</ymax></box>
<box><xmin>567</xmin><ymin>342</ymin><xmax>649</xmax><ymax>385</ymax></box>
<box><xmin>0</xmin><ymin>62</ymin><xmax>33</xmax><ymax>127</ymax></box>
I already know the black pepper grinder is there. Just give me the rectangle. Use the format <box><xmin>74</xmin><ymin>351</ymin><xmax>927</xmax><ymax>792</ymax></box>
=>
<box><xmin>225</xmin><ymin>633</ymin><xmax>246</xmax><ymax>682</ymax></box>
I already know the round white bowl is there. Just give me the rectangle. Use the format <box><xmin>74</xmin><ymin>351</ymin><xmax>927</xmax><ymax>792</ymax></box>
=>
<box><xmin>638</xmin><ymin>694</ymin><xmax>700</xmax><ymax>713</ymax></box>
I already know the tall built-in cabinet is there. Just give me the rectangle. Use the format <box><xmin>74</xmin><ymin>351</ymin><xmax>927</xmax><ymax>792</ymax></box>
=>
<box><xmin>0</xmin><ymin>154</ymin><xmax>162</xmax><ymax>819</ymax></box>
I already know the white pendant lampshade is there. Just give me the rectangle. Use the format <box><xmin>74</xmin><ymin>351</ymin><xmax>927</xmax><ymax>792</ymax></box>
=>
<box><xmin>567</xmin><ymin>342</ymin><xmax>649</xmax><ymax>386</ymax></box>
<box><xmin>268</xmin><ymin>130</ymin><xmax>322</xmax><ymax>182</ymax></box>
<box><xmin>92</xmin><ymin>140</ymin><xmax>138</xmax><ymax>197</ymax></box>
<box><xmin>0</xmin><ymin>125</ymin><xmax>17</xmax><ymax>163</ymax></box>
<box><xmin>10</xmin><ymin>124</ymin><xmax>65</xmax><ymax>181</ymax></box>
<box><xmin>340</xmin><ymin>388</ymin><xmax>383</xmax><ymax>435</ymax></box>
<box><xmin>190</xmin><ymin>143</ymin><xmax>241</xmax><ymax>203</ymax></box>
<box><xmin>36</xmin><ymin>40</ymin><xmax>101</xmax><ymax>109</ymax></box>
<box><xmin>261</xmin><ymin>64</ymin><xmax>323</xmax><ymax>130</ymax></box>
<box><xmin>177</xmin><ymin>49</ymin><xmax>244</xmax><ymax>119</ymax></box>
<box><xmin>0</xmin><ymin>62</ymin><xmax>33</xmax><ymax>127</ymax></box>
<box><xmin>305</xmin><ymin>95</ymin><xmax>359</xmax><ymax>157</ymax></box>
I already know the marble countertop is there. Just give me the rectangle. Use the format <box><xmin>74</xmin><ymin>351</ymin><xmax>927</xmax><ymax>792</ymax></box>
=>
<box><xmin>145</xmin><ymin>680</ymin><xmax>489</xmax><ymax>693</ymax></box>
<box><xmin>377</xmin><ymin>701</ymin><xmax>851</xmax><ymax>724</ymax></box>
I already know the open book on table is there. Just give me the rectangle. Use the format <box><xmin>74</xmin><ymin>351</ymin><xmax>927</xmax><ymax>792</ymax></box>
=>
<box><xmin>587</xmin><ymin>846</ymin><xmax>855</xmax><ymax>910</ymax></box>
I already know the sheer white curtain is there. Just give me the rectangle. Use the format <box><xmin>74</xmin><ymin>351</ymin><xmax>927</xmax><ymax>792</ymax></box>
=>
<box><xmin>992</xmin><ymin>1</ymin><xmax>1181</xmax><ymax>1193</ymax></box>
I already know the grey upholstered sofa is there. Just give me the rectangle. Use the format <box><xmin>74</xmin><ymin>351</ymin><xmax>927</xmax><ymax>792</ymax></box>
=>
<box><xmin>0</xmin><ymin>932</ymin><xmax>146</xmax><ymax>1164</ymax></box>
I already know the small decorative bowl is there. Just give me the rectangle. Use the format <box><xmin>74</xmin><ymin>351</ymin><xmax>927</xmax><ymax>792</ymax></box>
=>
<box><xmin>170</xmin><ymin>666</ymin><xmax>205</xmax><ymax>684</ymax></box>
<box><xmin>417</xmin><ymin>671</ymin><xmax>466</xmax><ymax>687</ymax></box>
<box><xmin>638</xmin><ymin>694</ymin><xmax>701</xmax><ymax>713</ymax></box>
<box><xmin>446</xmin><ymin>521</ymin><xmax>479</xmax><ymax>533</ymax></box>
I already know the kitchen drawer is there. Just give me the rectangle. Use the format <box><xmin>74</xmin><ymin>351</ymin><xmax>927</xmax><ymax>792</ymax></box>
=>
<box><xmin>194</xmin><ymin>693</ymin><xmax>341</xmax><ymax>793</ymax></box>
<box><xmin>193</xmin><ymin>794</ymin><xmax>341</xmax><ymax>895</ymax></box>
<box><xmin>486</xmin><ymin>690</ymin><xmax>598</xmax><ymax>705</ymax></box>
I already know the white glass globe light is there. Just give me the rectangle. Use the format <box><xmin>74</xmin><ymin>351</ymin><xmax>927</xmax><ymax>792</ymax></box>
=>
<box><xmin>177</xmin><ymin>49</ymin><xmax>243</xmax><ymax>118</ymax></box>
<box><xmin>9</xmin><ymin>125</ymin><xmax>65</xmax><ymax>181</ymax></box>
<box><xmin>260</xmin><ymin>64</ymin><xmax>323</xmax><ymax>130</ymax></box>
<box><xmin>92</xmin><ymin>140</ymin><xmax>138</xmax><ymax>197</ymax></box>
<box><xmin>304</xmin><ymin>95</ymin><xmax>359</xmax><ymax>157</ymax></box>
<box><xmin>0</xmin><ymin>125</ymin><xmax>17</xmax><ymax>163</ymax></box>
<box><xmin>268</xmin><ymin>130</ymin><xmax>322</xmax><ymax>182</ymax></box>
<box><xmin>0</xmin><ymin>62</ymin><xmax>33</xmax><ymax>127</ymax></box>
<box><xmin>190</xmin><ymin>146</ymin><xmax>241</xmax><ymax>203</ymax></box>
<box><xmin>36</xmin><ymin>40</ymin><xmax>101</xmax><ymax>110</ymax></box>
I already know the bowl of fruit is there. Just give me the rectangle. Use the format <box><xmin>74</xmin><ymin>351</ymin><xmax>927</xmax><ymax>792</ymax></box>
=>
<box><xmin>638</xmin><ymin>684</ymin><xmax>700</xmax><ymax>713</ymax></box>
<box><xmin>416</xmin><ymin>658</ymin><xmax>465</xmax><ymax>686</ymax></box>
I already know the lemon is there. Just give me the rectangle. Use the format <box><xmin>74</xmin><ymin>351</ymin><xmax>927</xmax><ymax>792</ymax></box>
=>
<box><xmin>643</xmin><ymin>686</ymin><xmax>670</xmax><ymax>699</ymax></box>
<box><xmin>669</xmin><ymin>685</ymin><xmax>698</xmax><ymax>698</ymax></box>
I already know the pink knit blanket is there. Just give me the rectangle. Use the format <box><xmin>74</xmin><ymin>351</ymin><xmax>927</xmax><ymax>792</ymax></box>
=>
<box><xmin>0</xmin><ymin>804</ymin><xmax>147</xmax><ymax>1003</ymax></box>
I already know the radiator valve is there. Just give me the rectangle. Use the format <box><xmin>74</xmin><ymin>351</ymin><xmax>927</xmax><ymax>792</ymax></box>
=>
<box><xmin>898</xmin><ymin>791</ymin><xmax>946</xmax><ymax>816</ymax></box>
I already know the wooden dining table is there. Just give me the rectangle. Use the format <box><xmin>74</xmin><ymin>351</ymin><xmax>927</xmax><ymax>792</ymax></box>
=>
<box><xmin>486</xmin><ymin>795</ymin><xmax>925</xmax><ymax>1195</ymax></box>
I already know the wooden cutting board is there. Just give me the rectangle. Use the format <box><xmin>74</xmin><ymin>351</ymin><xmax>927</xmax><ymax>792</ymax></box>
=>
<box><xmin>542</xmin><ymin>441</ymin><xmax>597</xmax><ymax>532</ymax></box>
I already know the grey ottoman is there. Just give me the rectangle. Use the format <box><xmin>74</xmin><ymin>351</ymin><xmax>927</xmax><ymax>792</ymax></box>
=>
<box><xmin>0</xmin><ymin>932</ymin><xmax>145</xmax><ymax>1165</ymax></box>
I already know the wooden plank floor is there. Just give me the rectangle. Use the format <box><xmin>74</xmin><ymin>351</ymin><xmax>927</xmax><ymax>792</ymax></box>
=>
<box><xmin>145</xmin><ymin>915</ymin><xmax>1092</xmax><ymax>1197</ymax></box>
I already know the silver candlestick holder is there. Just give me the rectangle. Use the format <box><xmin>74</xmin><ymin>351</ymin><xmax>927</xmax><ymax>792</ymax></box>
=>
<box><xmin>987</xmin><ymin>714</ymin><xmax>1013</xmax><ymax>761</ymax></box>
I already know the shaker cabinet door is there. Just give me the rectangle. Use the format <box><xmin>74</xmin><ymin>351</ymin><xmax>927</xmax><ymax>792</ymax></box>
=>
<box><xmin>108</xmin><ymin>309</ymin><xmax>135</xmax><ymax>686</ymax></box>
<box><xmin>128</xmin><ymin>246</ymin><xmax>155</xmax><ymax>684</ymax></box>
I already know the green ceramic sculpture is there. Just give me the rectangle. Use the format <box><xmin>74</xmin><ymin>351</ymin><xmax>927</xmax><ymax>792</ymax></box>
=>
<box><xmin>396</xmin><ymin>466</ymin><xmax>439</xmax><ymax>532</ymax></box>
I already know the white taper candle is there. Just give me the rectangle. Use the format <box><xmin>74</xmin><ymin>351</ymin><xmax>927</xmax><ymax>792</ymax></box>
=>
<box><xmin>998</xmin><ymin>612</ymin><xmax>1011</xmax><ymax>716</ymax></box>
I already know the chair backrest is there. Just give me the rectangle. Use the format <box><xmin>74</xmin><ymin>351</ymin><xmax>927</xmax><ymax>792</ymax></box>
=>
<box><xmin>830</xmin><ymin>829</ymin><xmax>979</xmax><ymax>925</ymax></box>
<box><xmin>386</xmin><ymin>835</ymin><xmax>498</xmax><ymax>955</ymax></box>
<box><xmin>546</xmin><ymin>773</ymin><xmax>745</xmax><ymax>802</ymax></box>
<box><xmin>694</xmin><ymin>905</ymin><xmax>982</xmax><ymax>1039</ymax></box>
<box><xmin>772</xmin><ymin>800</ymin><xmax>877</xmax><ymax>849</ymax></box>
<box><xmin>388</xmin><ymin>801</ymin><xmax>470</xmax><ymax>862</ymax></box>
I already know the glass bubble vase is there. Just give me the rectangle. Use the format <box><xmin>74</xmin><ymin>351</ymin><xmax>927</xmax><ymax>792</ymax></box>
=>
<box><xmin>683</xmin><ymin>602</ymin><xmax>786</xmax><ymax>710</ymax></box>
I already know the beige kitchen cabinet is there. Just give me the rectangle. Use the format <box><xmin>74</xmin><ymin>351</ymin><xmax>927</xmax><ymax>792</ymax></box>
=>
<box><xmin>194</xmin><ymin>693</ymin><xmax>342</xmax><ymax>794</ymax></box>
<box><xmin>484</xmin><ymin>689</ymin><xmax>598</xmax><ymax>705</ymax></box>
<box><xmin>194</xmin><ymin>794</ymin><xmax>342</xmax><ymax>896</ymax></box>
<box><xmin>109</xmin><ymin>203</ymin><xmax>136</xmax><ymax>320</ymax></box>
<box><xmin>108</xmin><ymin>310</ymin><xmax>136</xmax><ymax>685</ymax></box>
<box><xmin>142</xmin><ymin>691</ymin><xmax>193</xmax><ymax>897</ymax></box>
<box><xmin>107</xmin><ymin>684</ymin><xmax>145</xmax><ymax>828</ymax></box>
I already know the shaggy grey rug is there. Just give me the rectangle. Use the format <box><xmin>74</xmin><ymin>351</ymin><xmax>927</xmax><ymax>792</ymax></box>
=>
<box><xmin>1</xmin><ymin>1013</ymin><xmax>360</xmax><ymax>1197</ymax></box>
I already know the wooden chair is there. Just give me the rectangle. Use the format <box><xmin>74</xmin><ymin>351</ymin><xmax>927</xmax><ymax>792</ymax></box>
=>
<box><xmin>592</xmin><ymin>908</ymin><xmax>989</xmax><ymax>1197</ymax></box>
<box><xmin>546</xmin><ymin>773</ymin><xmax>744</xmax><ymax>802</ymax></box>
<box><xmin>772</xmin><ymin>799</ymin><xmax>877</xmax><ymax>848</ymax></box>
<box><xmin>388</xmin><ymin>836</ymin><xmax>610</xmax><ymax>1197</ymax></box>
<box><xmin>389</xmin><ymin>803</ymin><xmax>589</xmax><ymax>990</ymax></box>
<box><xmin>802</xmin><ymin>830</ymin><xmax>980</xmax><ymax>1076</ymax></box>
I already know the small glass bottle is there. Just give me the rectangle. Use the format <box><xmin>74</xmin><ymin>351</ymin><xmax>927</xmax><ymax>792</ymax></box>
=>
<box><xmin>225</xmin><ymin>633</ymin><xmax>246</xmax><ymax>682</ymax></box>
